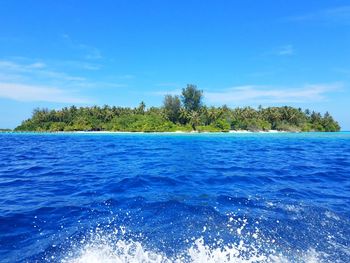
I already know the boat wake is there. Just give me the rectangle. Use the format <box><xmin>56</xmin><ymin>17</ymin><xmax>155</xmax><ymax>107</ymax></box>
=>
<box><xmin>61</xmin><ymin>228</ymin><xmax>321</xmax><ymax>263</ymax></box>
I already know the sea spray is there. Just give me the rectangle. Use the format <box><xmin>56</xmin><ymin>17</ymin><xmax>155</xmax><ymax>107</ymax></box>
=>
<box><xmin>61</xmin><ymin>226</ymin><xmax>322</xmax><ymax>263</ymax></box>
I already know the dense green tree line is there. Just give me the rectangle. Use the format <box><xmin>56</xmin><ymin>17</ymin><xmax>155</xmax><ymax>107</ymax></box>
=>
<box><xmin>15</xmin><ymin>84</ymin><xmax>340</xmax><ymax>132</ymax></box>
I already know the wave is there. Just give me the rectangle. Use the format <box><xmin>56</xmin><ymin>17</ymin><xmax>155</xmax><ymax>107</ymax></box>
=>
<box><xmin>60</xmin><ymin>228</ymin><xmax>322</xmax><ymax>263</ymax></box>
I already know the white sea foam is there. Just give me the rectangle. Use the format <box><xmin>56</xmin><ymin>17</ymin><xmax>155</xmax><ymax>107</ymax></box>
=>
<box><xmin>64</xmin><ymin>240</ymin><xmax>170</xmax><ymax>263</ymax></box>
<box><xmin>63</xmin><ymin>238</ymin><xmax>275</xmax><ymax>263</ymax></box>
<box><xmin>324</xmin><ymin>211</ymin><xmax>340</xmax><ymax>221</ymax></box>
<box><xmin>61</xmin><ymin>228</ymin><xmax>323</xmax><ymax>263</ymax></box>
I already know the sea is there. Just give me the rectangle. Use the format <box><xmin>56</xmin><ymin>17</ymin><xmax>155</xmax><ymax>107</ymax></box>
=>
<box><xmin>0</xmin><ymin>132</ymin><xmax>349</xmax><ymax>263</ymax></box>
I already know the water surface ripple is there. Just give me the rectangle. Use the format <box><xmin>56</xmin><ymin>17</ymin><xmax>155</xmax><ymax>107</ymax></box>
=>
<box><xmin>0</xmin><ymin>132</ymin><xmax>350</xmax><ymax>262</ymax></box>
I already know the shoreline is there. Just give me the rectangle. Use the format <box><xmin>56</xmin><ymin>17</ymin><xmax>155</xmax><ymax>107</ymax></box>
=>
<box><xmin>71</xmin><ymin>130</ymin><xmax>286</xmax><ymax>134</ymax></box>
<box><xmin>3</xmin><ymin>130</ymin><xmax>344</xmax><ymax>134</ymax></box>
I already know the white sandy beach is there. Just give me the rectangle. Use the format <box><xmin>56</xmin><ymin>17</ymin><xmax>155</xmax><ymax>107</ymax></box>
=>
<box><xmin>70</xmin><ymin>130</ymin><xmax>285</xmax><ymax>134</ymax></box>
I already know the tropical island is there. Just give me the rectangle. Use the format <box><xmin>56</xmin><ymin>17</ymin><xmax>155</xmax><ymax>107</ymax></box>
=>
<box><xmin>15</xmin><ymin>85</ymin><xmax>340</xmax><ymax>132</ymax></box>
<box><xmin>0</xmin><ymin>129</ymin><xmax>12</xmax><ymax>132</ymax></box>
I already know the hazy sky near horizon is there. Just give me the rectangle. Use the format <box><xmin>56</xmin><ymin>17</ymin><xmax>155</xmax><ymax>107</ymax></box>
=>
<box><xmin>0</xmin><ymin>0</ymin><xmax>349</xmax><ymax>129</ymax></box>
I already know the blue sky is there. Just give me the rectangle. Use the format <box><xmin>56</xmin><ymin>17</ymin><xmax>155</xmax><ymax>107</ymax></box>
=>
<box><xmin>0</xmin><ymin>0</ymin><xmax>349</xmax><ymax>129</ymax></box>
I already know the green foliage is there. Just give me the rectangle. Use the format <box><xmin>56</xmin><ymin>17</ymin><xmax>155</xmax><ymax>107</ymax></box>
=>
<box><xmin>181</xmin><ymin>84</ymin><xmax>203</xmax><ymax>112</ymax></box>
<box><xmin>213</xmin><ymin>119</ymin><xmax>230</xmax><ymax>132</ymax></box>
<box><xmin>275</xmin><ymin>122</ymin><xmax>301</xmax><ymax>132</ymax></box>
<box><xmin>111</xmin><ymin>114</ymin><xmax>175</xmax><ymax>132</ymax></box>
<box><xmin>196</xmin><ymin>125</ymin><xmax>222</xmax><ymax>132</ymax></box>
<box><xmin>14</xmin><ymin>84</ymin><xmax>341</xmax><ymax>133</ymax></box>
<box><xmin>163</xmin><ymin>95</ymin><xmax>181</xmax><ymax>123</ymax></box>
<box><xmin>135</xmin><ymin>101</ymin><xmax>146</xmax><ymax>115</ymax></box>
<box><xmin>188</xmin><ymin>110</ymin><xmax>201</xmax><ymax>130</ymax></box>
<box><xmin>232</xmin><ymin>118</ymin><xmax>271</xmax><ymax>132</ymax></box>
<box><xmin>49</xmin><ymin>122</ymin><xmax>66</xmax><ymax>131</ymax></box>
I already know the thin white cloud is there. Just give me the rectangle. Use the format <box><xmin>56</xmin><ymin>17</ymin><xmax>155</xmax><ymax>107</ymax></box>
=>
<box><xmin>80</xmin><ymin>44</ymin><xmax>102</xmax><ymax>60</ymax></box>
<box><xmin>82</xmin><ymin>63</ymin><xmax>101</xmax><ymax>71</ymax></box>
<box><xmin>0</xmin><ymin>59</ymin><xmax>112</xmax><ymax>86</ymax></box>
<box><xmin>0</xmin><ymin>83</ymin><xmax>90</xmax><ymax>103</ymax></box>
<box><xmin>262</xmin><ymin>45</ymin><xmax>295</xmax><ymax>57</ymax></box>
<box><xmin>39</xmin><ymin>70</ymin><xmax>86</xmax><ymax>82</ymax></box>
<box><xmin>0</xmin><ymin>60</ymin><xmax>25</xmax><ymax>71</ymax></box>
<box><xmin>0</xmin><ymin>60</ymin><xmax>46</xmax><ymax>71</ymax></box>
<box><xmin>204</xmin><ymin>83</ymin><xmax>342</xmax><ymax>105</ymax></box>
<box><xmin>28</xmin><ymin>62</ymin><xmax>46</xmax><ymax>69</ymax></box>
<box><xmin>153</xmin><ymin>89</ymin><xmax>181</xmax><ymax>96</ymax></box>
<box><xmin>291</xmin><ymin>5</ymin><xmax>350</xmax><ymax>25</ymax></box>
<box><xmin>277</xmin><ymin>45</ymin><xmax>294</xmax><ymax>56</ymax></box>
<box><xmin>0</xmin><ymin>59</ymin><xmax>86</xmax><ymax>83</ymax></box>
<box><xmin>116</xmin><ymin>74</ymin><xmax>135</xmax><ymax>80</ymax></box>
<box><xmin>153</xmin><ymin>83</ymin><xmax>185</xmax><ymax>95</ymax></box>
<box><xmin>0</xmin><ymin>58</ymin><xmax>127</xmax><ymax>97</ymax></box>
<box><xmin>62</xmin><ymin>34</ymin><xmax>102</xmax><ymax>60</ymax></box>
<box><xmin>44</xmin><ymin>60</ymin><xmax>102</xmax><ymax>71</ymax></box>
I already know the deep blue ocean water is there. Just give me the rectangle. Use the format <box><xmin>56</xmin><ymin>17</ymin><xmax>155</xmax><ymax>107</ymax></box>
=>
<box><xmin>0</xmin><ymin>132</ymin><xmax>350</xmax><ymax>262</ymax></box>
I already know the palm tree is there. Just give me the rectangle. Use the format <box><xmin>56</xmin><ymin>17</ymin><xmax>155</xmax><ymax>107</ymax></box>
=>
<box><xmin>179</xmin><ymin>108</ymin><xmax>189</xmax><ymax>125</ymax></box>
<box><xmin>188</xmin><ymin>111</ymin><xmax>200</xmax><ymax>130</ymax></box>
<box><xmin>135</xmin><ymin>101</ymin><xmax>146</xmax><ymax>115</ymax></box>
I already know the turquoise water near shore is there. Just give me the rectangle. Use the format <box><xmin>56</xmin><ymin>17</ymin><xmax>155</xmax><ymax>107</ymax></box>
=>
<box><xmin>0</xmin><ymin>132</ymin><xmax>349</xmax><ymax>262</ymax></box>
